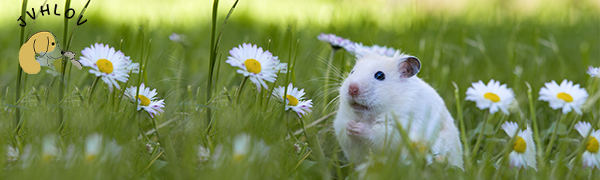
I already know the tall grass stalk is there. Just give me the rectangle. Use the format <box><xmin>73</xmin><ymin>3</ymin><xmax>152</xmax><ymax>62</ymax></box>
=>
<box><xmin>566</xmin><ymin>130</ymin><xmax>593</xmax><ymax>178</ymax></box>
<box><xmin>526</xmin><ymin>82</ymin><xmax>543</xmax><ymax>164</ymax></box>
<box><xmin>58</xmin><ymin>0</ymin><xmax>72</xmax><ymax>130</ymax></box>
<box><xmin>86</xmin><ymin>77</ymin><xmax>100</xmax><ymax>105</ymax></box>
<box><xmin>64</xmin><ymin>0</ymin><xmax>92</xmax><ymax>95</ymax></box>
<box><xmin>545</xmin><ymin>112</ymin><xmax>567</xmax><ymax>157</ymax></box>
<box><xmin>492</xmin><ymin>129</ymin><xmax>519</xmax><ymax>180</ymax></box>
<box><xmin>15</xmin><ymin>0</ymin><xmax>29</xmax><ymax>133</ymax></box>
<box><xmin>234</xmin><ymin>77</ymin><xmax>248</xmax><ymax>104</ymax></box>
<box><xmin>205</xmin><ymin>0</ymin><xmax>219</xmax><ymax>128</ymax></box>
<box><xmin>323</xmin><ymin>49</ymin><xmax>336</xmax><ymax>110</ymax></box>
<box><xmin>471</xmin><ymin>112</ymin><xmax>493</xmax><ymax>161</ymax></box>
<box><xmin>206</xmin><ymin>0</ymin><xmax>239</xmax><ymax>128</ymax></box>
<box><xmin>452</xmin><ymin>82</ymin><xmax>470</xmax><ymax>163</ymax></box>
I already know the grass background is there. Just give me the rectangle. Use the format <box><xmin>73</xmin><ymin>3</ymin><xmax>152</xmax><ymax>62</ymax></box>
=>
<box><xmin>1</xmin><ymin>0</ymin><xmax>600</xmax><ymax>179</ymax></box>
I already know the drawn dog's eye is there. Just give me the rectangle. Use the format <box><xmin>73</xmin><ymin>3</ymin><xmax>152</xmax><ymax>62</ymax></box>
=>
<box><xmin>51</xmin><ymin>42</ymin><xmax>55</xmax><ymax>46</ymax></box>
<box><xmin>374</xmin><ymin>71</ymin><xmax>385</xmax><ymax>81</ymax></box>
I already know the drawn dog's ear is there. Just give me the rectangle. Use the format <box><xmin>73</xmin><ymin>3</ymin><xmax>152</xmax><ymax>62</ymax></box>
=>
<box><xmin>19</xmin><ymin>31</ymin><xmax>56</xmax><ymax>74</ymax></box>
<box><xmin>32</xmin><ymin>34</ymin><xmax>51</xmax><ymax>54</ymax></box>
<box><xmin>398</xmin><ymin>56</ymin><xmax>421</xmax><ymax>78</ymax></box>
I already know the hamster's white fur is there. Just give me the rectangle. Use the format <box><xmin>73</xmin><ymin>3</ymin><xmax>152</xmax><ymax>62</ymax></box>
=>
<box><xmin>333</xmin><ymin>53</ymin><xmax>464</xmax><ymax>169</ymax></box>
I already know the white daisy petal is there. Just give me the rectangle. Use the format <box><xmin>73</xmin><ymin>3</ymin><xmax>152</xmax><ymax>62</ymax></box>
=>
<box><xmin>317</xmin><ymin>33</ymin><xmax>354</xmax><ymax>51</ymax></box>
<box><xmin>503</xmin><ymin>122</ymin><xmax>537</xmax><ymax>170</ymax></box>
<box><xmin>271</xmin><ymin>84</ymin><xmax>313</xmax><ymax>117</ymax></box>
<box><xmin>587</xmin><ymin>66</ymin><xmax>600</xmax><ymax>77</ymax></box>
<box><xmin>125</xmin><ymin>84</ymin><xmax>165</xmax><ymax>118</ymax></box>
<box><xmin>574</xmin><ymin>121</ymin><xmax>593</xmax><ymax>137</ymax></box>
<box><xmin>574</xmin><ymin>122</ymin><xmax>600</xmax><ymax>169</ymax></box>
<box><xmin>538</xmin><ymin>79</ymin><xmax>588</xmax><ymax>115</ymax></box>
<box><xmin>226</xmin><ymin>43</ymin><xmax>285</xmax><ymax>91</ymax></box>
<box><xmin>466</xmin><ymin>79</ymin><xmax>515</xmax><ymax>114</ymax></box>
<box><xmin>502</xmin><ymin>121</ymin><xmax>519</xmax><ymax>138</ymax></box>
<box><xmin>80</xmin><ymin>43</ymin><xmax>138</xmax><ymax>92</ymax></box>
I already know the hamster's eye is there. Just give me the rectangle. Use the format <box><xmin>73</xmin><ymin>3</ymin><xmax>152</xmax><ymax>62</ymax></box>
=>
<box><xmin>374</xmin><ymin>71</ymin><xmax>385</xmax><ymax>81</ymax></box>
<box><xmin>51</xmin><ymin>42</ymin><xmax>55</xmax><ymax>46</ymax></box>
<box><xmin>350</xmin><ymin>70</ymin><xmax>354</xmax><ymax>74</ymax></box>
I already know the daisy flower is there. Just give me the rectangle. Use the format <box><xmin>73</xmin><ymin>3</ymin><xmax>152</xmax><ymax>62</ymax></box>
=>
<box><xmin>317</xmin><ymin>33</ymin><xmax>354</xmax><ymax>51</ymax></box>
<box><xmin>501</xmin><ymin>121</ymin><xmax>537</xmax><ymax>170</ymax></box>
<box><xmin>103</xmin><ymin>140</ymin><xmax>123</xmax><ymax>162</ymax></box>
<box><xmin>198</xmin><ymin>145</ymin><xmax>211</xmax><ymax>163</ymax></box>
<box><xmin>123</xmin><ymin>56</ymin><xmax>140</xmax><ymax>73</ymax></box>
<box><xmin>272</xmin><ymin>84</ymin><xmax>313</xmax><ymax>117</ymax></box>
<box><xmin>233</xmin><ymin>134</ymin><xmax>251</xmax><ymax>162</ymax></box>
<box><xmin>85</xmin><ymin>133</ymin><xmax>103</xmax><ymax>162</ymax></box>
<box><xmin>539</xmin><ymin>80</ymin><xmax>588</xmax><ymax>114</ymax></box>
<box><xmin>226</xmin><ymin>43</ymin><xmax>287</xmax><ymax>91</ymax></box>
<box><xmin>6</xmin><ymin>145</ymin><xmax>19</xmax><ymax>162</ymax></box>
<box><xmin>231</xmin><ymin>134</ymin><xmax>270</xmax><ymax>163</ymax></box>
<box><xmin>42</xmin><ymin>134</ymin><xmax>60</xmax><ymax>162</ymax></box>
<box><xmin>79</xmin><ymin>43</ymin><xmax>139</xmax><ymax>92</ymax></box>
<box><xmin>145</xmin><ymin>143</ymin><xmax>155</xmax><ymax>154</ymax></box>
<box><xmin>588</xmin><ymin>66</ymin><xmax>600</xmax><ymax>78</ymax></box>
<box><xmin>169</xmin><ymin>33</ymin><xmax>184</xmax><ymax>42</ymax></box>
<box><xmin>573</xmin><ymin>121</ymin><xmax>600</xmax><ymax>169</ymax></box>
<box><xmin>466</xmin><ymin>80</ymin><xmax>515</xmax><ymax>114</ymax></box>
<box><xmin>124</xmin><ymin>83</ymin><xmax>165</xmax><ymax>118</ymax></box>
<box><xmin>351</xmin><ymin>43</ymin><xmax>400</xmax><ymax>58</ymax></box>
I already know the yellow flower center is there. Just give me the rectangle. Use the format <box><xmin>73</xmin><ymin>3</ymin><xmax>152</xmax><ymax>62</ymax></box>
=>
<box><xmin>513</xmin><ymin>136</ymin><xmax>527</xmax><ymax>153</ymax></box>
<box><xmin>233</xmin><ymin>154</ymin><xmax>244</xmax><ymax>162</ymax></box>
<box><xmin>285</xmin><ymin>95</ymin><xmax>299</xmax><ymax>106</ymax></box>
<box><xmin>484</xmin><ymin>92</ymin><xmax>500</xmax><ymax>102</ymax></box>
<box><xmin>557</xmin><ymin>92</ymin><xmax>573</xmax><ymax>102</ymax></box>
<box><xmin>587</xmin><ymin>137</ymin><xmax>599</xmax><ymax>153</ymax></box>
<box><xmin>42</xmin><ymin>154</ymin><xmax>54</xmax><ymax>162</ymax></box>
<box><xmin>137</xmin><ymin>95</ymin><xmax>151</xmax><ymax>106</ymax></box>
<box><xmin>97</xmin><ymin>59</ymin><xmax>114</xmax><ymax>74</ymax></box>
<box><xmin>86</xmin><ymin>154</ymin><xmax>98</xmax><ymax>162</ymax></box>
<box><xmin>244</xmin><ymin>59</ymin><xmax>261</xmax><ymax>74</ymax></box>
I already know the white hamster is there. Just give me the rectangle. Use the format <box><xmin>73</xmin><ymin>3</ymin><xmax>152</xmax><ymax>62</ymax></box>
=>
<box><xmin>333</xmin><ymin>52</ymin><xmax>464</xmax><ymax>169</ymax></box>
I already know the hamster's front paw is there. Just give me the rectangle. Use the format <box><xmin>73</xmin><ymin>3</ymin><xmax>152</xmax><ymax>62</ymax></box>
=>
<box><xmin>346</xmin><ymin>121</ymin><xmax>368</xmax><ymax>136</ymax></box>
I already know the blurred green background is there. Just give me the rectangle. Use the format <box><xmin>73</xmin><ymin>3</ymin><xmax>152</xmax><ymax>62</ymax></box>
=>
<box><xmin>1</xmin><ymin>0</ymin><xmax>600</xmax><ymax>179</ymax></box>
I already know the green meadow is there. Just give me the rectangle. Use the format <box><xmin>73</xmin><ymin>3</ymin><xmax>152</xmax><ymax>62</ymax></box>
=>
<box><xmin>1</xmin><ymin>0</ymin><xmax>600</xmax><ymax>179</ymax></box>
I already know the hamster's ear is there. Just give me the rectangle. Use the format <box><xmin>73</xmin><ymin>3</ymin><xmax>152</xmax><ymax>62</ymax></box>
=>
<box><xmin>398</xmin><ymin>56</ymin><xmax>421</xmax><ymax>78</ymax></box>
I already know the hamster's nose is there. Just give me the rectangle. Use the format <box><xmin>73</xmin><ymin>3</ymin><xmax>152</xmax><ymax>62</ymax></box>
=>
<box><xmin>348</xmin><ymin>83</ymin><xmax>360</xmax><ymax>97</ymax></box>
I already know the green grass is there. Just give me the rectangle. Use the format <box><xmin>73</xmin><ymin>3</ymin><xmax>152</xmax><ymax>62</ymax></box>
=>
<box><xmin>1</xmin><ymin>0</ymin><xmax>600</xmax><ymax>179</ymax></box>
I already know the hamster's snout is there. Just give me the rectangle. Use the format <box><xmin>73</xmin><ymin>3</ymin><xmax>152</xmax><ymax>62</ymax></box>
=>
<box><xmin>348</xmin><ymin>83</ymin><xmax>360</xmax><ymax>97</ymax></box>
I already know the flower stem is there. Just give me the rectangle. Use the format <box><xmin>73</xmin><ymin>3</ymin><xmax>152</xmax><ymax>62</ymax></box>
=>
<box><xmin>235</xmin><ymin>76</ymin><xmax>248</xmax><ymax>104</ymax></box>
<box><xmin>526</xmin><ymin>82</ymin><xmax>543</xmax><ymax>165</ymax></box>
<box><xmin>545</xmin><ymin>112</ymin><xmax>567</xmax><ymax>157</ymax></box>
<box><xmin>471</xmin><ymin>112</ymin><xmax>492</xmax><ymax>161</ymax></box>
<box><xmin>86</xmin><ymin>76</ymin><xmax>100</xmax><ymax>105</ymax></box>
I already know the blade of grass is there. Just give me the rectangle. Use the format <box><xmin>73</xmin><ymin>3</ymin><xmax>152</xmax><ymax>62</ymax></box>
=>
<box><xmin>15</xmin><ymin>0</ymin><xmax>29</xmax><ymax>133</ymax></box>
<box><xmin>452</xmin><ymin>82</ymin><xmax>470</xmax><ymax>165</ymax></box>
<box><xmin>206</xmin><ymin>0</ymin><xmax>240</xmax><ymax>128</ymax></box>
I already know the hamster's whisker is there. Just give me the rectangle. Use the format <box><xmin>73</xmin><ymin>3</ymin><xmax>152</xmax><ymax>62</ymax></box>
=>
<box><xmin>324</xmin><ymin>95</ymin><xmax>341</xmax><ymax>111</ymax></box>
<box><xmin>315</xmin><ymin>55</ymin><xmax>345</xmax><ymax>78</ymax></box>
